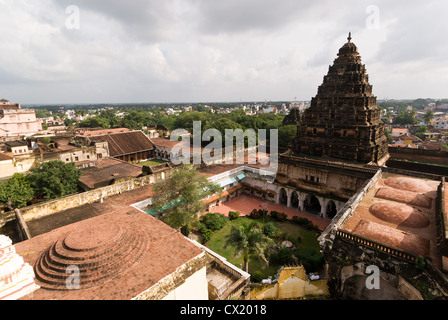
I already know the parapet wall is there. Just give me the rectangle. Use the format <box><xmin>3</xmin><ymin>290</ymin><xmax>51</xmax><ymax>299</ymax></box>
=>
<box><xmin>0</xmin><ymin>170</ymin><xmax>168</xmax><ymax>226</ymax></box>
<box><xmin>388</xmin><ymin>146</ymin><xmax>448</xmax><ymax>165</ymax></box>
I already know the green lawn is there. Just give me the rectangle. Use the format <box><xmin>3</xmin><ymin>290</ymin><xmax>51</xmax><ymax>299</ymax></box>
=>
<box><xmin>205</xmin><ymin>216</ymin><xmax>322</xmax><ymax>279</ymax></box>
<box><xmin>137</xmin><ymin>159</ymin><xmax>168</xmax><ymax>166</ymax></box>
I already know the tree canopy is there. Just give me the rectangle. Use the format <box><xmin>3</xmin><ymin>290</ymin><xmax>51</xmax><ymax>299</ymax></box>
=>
<box><xmin>151</xmin><ymin>164</ymin><xmax>222</xmax><ymax>229</ymax></box>
<box><xmin>224</xmin><ymin>221</ymin><xmax>273</xmax><ymax>272</ymax></box>
<box><xmin>0</xmin><ymin>173</ymin><xmax>34</xmax><ymax>210</ymax></box>
<box><xmin>28</xmin><ymin>160</ymin><xmax>82</xmax><ymax>200</ymax></box>
<box><xmin>394</xmin><ymin>108</ymin><xmax>418</xmax><ymax>125</ymax></box>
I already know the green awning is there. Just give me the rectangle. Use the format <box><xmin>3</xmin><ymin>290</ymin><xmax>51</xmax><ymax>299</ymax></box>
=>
<box><xmin>237</xmin><ymin>173</ymin><xmax>246</xmax><ymax>180</ymax></box>
<box><xmin>218</xmin><ymin>177</ymin><xmax>237</xmax><ymax>188</ymax></box>
<box><xmin>145</xmin><ymin>198</ymin><xmax>182</xmax><ymax>216</ymax></box>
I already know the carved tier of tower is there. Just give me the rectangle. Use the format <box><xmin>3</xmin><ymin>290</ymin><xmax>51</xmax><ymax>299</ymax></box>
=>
<box><xmin>292</xmin><ymin>35</ymin><xmax>389</xmax><ymax>164</ymax></box>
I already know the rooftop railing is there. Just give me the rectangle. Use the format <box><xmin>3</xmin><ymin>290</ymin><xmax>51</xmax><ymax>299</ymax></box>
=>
<box><xmin>335</xmin><ymin>229</ymin><xmax>418</xmax><ymax>263</ymax></box>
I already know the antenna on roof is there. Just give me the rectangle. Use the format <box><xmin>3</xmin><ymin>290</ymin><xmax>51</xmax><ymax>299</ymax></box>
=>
<box><xmin>347</xmin><ymin>32</ymin><xmax>352</xmax><ymax>42</ymax></box>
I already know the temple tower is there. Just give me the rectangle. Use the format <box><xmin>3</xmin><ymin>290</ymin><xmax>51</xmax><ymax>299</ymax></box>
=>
<box><xmin>292</xmin><ymin>34</ymin><xmax>389</xmax><ymax>164</ymax></box>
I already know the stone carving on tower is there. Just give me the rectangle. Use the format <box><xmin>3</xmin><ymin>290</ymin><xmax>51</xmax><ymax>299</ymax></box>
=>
<box><xmin>0</xmin><ymin>235</ymin><xmax>39</xmax><ymax>300</ymax></box>
<box><xmin>292</xmin><ymin>33</ymin><xmax>389</xmax><ymax>164</ymax></box>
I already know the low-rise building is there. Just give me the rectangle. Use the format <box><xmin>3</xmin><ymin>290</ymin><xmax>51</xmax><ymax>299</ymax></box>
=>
<box><xmin>391</xmin><ymin>128</ymin><xmax>409</xmax><ymax>137</ymax></box>
<box><xmin>0</xmin><ymin>100</ymin><xmax>42</xmax><ymax>137</ymax></box>
<box><xmin>78</xmin><ymin>158</ymin><xmax>143</xmax><ymax>191</ymax></box>
<box><xmin>81</xmin><ymin>130</ymin><xmax>155</xmax><ymax>163</ymax></box>
<box><xmin>433</xmin><ymin>117</ymin><xmax>448</xmax><ymax>130</ymax></box>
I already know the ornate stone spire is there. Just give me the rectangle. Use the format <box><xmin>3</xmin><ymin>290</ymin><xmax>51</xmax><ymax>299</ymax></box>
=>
<box><xmin>0</xmin><ymin>235</ymin><xmax>39</xmax><ymax>300</ymax></box>
<box><xmin>347</xmin><ymin>32</ymin><xmax>352</xmax><ymax>42</ymax></box>
<box><xmin>291</xmin><ymin>36</ymin><xmax>389</xmax><ymax>164</ymax></box>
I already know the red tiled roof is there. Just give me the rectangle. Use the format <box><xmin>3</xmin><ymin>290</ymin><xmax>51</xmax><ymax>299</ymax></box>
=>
<box><xmin>77</xmin><ymin>128</ymin><xmax>131</xmax><ymax>137</ymax></box>
<box><xmin>150</xmin><ymin>137</ymin><xmax>180</xmax><ymax>149</ymax></box>
<box><xmin>0</xmin><ymin>152</ymin><xmax>12</xmax><ymax>161</ymax></box>
<box><xmin>88</xmin><ymin>131</ymin><xmax>154</xmax><ymax>157</ymax></box>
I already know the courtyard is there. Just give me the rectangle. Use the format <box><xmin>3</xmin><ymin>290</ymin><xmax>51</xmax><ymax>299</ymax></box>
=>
<box><xmin>210</xmin><ymin>194</ymin><xmax>331</xmax><ymax>231</ymax></box>
<box><xmin>201</xmin><ymin>194</ymin><xmax>332</xmax><ymax>281</ymax></box>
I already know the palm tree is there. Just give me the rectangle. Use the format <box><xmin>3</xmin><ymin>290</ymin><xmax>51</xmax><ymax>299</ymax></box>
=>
<box><xmin>224</xmin><ymin>222</ymin><xmax>273</xmax><ymax>273</ymax></box>
<box><xmin>423</xmin><ymin>110</ymin><xmax>434</xmax><ymax>125</ymax></box>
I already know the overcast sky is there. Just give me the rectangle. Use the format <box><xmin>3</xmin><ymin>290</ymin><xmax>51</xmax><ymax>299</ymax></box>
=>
<box><xmin>0</xmin><ymin>0</ymin><xmax>447</xmax><ymax>104</ymax></box>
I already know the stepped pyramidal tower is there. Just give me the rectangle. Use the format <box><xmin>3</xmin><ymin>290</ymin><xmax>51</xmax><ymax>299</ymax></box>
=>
<box><xmin>292</xmin><ymin>33</ymin><xmax>389</xmax><ymax>164</ymax></box>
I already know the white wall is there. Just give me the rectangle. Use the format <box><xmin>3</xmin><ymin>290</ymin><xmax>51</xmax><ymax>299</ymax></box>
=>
<box><xmin>162</xmin><ymin>267</ymin><xmax>208</xmax><ymax>300</ymax></box>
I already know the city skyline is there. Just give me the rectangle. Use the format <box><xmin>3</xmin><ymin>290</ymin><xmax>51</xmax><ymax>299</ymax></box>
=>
<box><xmin>1</xmin><ymin>0</ymin><xmax>447</xmax><ymax>104</ymax></box>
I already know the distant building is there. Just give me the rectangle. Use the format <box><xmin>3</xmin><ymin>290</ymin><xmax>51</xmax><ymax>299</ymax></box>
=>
<box><xmin>80</xmin><ymin>130</ymin><xmax>155</xmax><ymax>163</ymax></box>
<box><xmin>392</xmin><ymin>134</ymin><xmax>422</xmax><ymax>147</ymax></box>
<box><xmin>4</xmin><ymin>141</ymin><xmax>30</xmax><ymax>156</ymax></box>
<box><xmin>391</xmin><ymin>128</ymin><xmax>409</xmax><ymax>137</ymax></box>
<box><xmin>433</xmin><ymin>117</ymin><xmax>448</xmax><ymax>130</ymax></box>
<box><xmin>78</xmin><ymin>158</ymin><xmax>143</xmax><ymax>191</ymax></box>
<box><xmin>0</xmin><ymin>153</ymin><xmax>14</xmax><ymax>180</ymax></box>
<box><xmin>0</xmin><ymin>100</ymin><xmax>42</xmax><ymax>137</ymax></box>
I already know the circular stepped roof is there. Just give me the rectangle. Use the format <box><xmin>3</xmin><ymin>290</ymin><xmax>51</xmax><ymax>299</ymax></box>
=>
<box><xmin>34</xmin><ymin>223</ymin><xmax>149</xmax><ymax>290</ymax></box>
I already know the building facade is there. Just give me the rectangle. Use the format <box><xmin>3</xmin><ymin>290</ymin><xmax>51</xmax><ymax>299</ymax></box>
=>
<box><xmin>0</xmin><ymin>100</ymin><xmax>42</xmax><ymax>138</ymax></box>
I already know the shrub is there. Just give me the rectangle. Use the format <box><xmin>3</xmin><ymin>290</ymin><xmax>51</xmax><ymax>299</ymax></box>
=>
<box><xmin>181</xmin><ymin>224</ymin><xmax>191</xmax><ymax>237</ymax></box>
<box><xmin>201</xmin><ymin>229</ymin><xmax>214</xmax><ymax>243</ymax></box>
<box><xmin>292</xmin><ymin>216</ymin><xmax>307</xmax><ymax>225</ymax></box>
<box><xmin>416</xmin><ymin>255</ymin><xmax>426</xmax><ymax>270</ymax></box>
<box><xmin>249</xmin><ymin>209</ymin><xmax>260</xmax><ymax>219</ymax></box>
<box><xmin>270</xmin><ymin>211</ymin><xmax>287</xmax><ymax>222</ymax></box>
<box><xmin>271</xmin><ymin>247</ymin><xmax>294</xmax><ymax>265</ymax></box>
<box><xmin>296</xmin><ymin>248</ymin><xmax>324</xmax><ymax>272</ymax></box>
<box><xmin>263</xmin><ymin>222</ymin><xmax>278</xmax><ymax>238</ymax></box>
<box><xmin>278</xmin><ymin>231</ymin><xmax>288</xmax><ymax>241</ymax></box>
<box><xmin>287</xmin><ymin>235</ymin><xmax>297</xmax><ymax>245</ymax></box>
<box><xmin>251</xmin><ymin>271</ymin><xmax>266</xmax><ymax>283</ymax></box>
<box><xmin>275</xmin><ymin>212</ymin><xmax>287</xmax><ymax>222</ymax></box>
<box><xmin>200</xmin><ymin>212</ymin><xmax>227</xmax><ymax>231</ymax></box>
<box><xmin>292</xmin><ymin>216</ymin><xmax>317</xmax><ymax>231</ymax></box>
<box><xmin>42</xmin><ymin>137</ymin><xmax>51</xmax><ymax>144</ymax></box>
<box><xmin>228</xmin><ymin>211</ymin><xmax>240</xmax><ymax>220</ymax></box>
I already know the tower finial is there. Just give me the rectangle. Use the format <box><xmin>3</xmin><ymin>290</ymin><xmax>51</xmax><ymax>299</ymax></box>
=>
<box><xmin>347</xmin><ymin>32</ymin><xmax>352</xmax><ymax>42</ymax></box>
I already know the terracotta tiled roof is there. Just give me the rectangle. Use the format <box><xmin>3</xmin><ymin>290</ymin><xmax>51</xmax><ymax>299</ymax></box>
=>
<box><xmin>88</xmin><ymin>131</ymin><xmax>154</xmax><ymax>157</ymax></box>
<box><xmin>150</xmin><ymin>137</ymin><xmax>180</xmax><ymax>149</ymax></box>
<box><xmin>391</xmin><ymin>128</ymin><xmax>409</xmax><ymax>134</ymax></box>
<box><xmin>77</xmin><ymin>128</ymin><xmax>131</xmax><ymax>137</ymax></box>
<box><xmin>0</xmin><ymin>152</ymin><xmax>12</xmax><ymax>161</ymax></box>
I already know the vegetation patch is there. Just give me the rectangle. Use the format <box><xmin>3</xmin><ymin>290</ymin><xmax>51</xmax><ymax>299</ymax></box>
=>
<box><xmin>205</xmin><ymin>212</ymin><xmax>324</xmax><ymax>281</ymax></box>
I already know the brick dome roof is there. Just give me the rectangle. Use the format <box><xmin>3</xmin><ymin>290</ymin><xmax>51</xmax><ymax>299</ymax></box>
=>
<box><xmin>369</xmin><ymin>202</ymin><xmax>430</xmax><ymax>228</ymax></box>
<box><xmin>34</xmin><ymin>222</ymin><xmax>150</xmax><ymax>290</ymax></box>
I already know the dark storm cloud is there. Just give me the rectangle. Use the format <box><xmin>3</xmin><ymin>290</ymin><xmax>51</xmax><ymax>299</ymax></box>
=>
<box><xmin>192</xmin><ymin>0</ymin><xmax>320</xmax><ymax>35</ymax></box>
<box><xmin>54</xmin><ymin>0</ymin><xmax>184</xmax><ymax>42</ymax></box>
<box><xmin>373</xmin><ymin>0</ymin><xmax>448</xmax><ymax>64</ymax></box>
